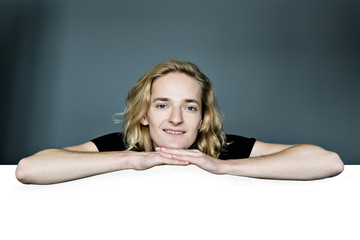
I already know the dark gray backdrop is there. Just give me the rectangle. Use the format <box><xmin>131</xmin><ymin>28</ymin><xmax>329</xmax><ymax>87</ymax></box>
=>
<box><xmin>1</xmin><ymin>0</ymin><xmax>359</xmax><ymax>164</ymax></box>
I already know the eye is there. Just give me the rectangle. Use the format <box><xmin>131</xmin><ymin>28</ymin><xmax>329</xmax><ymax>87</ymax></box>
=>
<box><xmin>156</xmin><ymin>104</ymin><xmax>167</xmax><ymax>109</ymax></box>
<box><xmin>186</xmin><ymin>106</ymin><xmax>197</xmax><ymax>111</ymax></box>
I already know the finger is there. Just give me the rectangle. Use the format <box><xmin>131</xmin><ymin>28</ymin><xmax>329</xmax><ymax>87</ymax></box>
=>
<box><xmin>157</xmin><ymin>147</ymin><xmax>199</xmax><ymax>157</ymax></box>
<box><xmin>151</xmin><ymin>151</ymin><xmax>189</xmax><ymax>165</ymax></box>
<box><xmin>171</xmin><ymin>154</ymin><xmax>200</xmax><ymax>165</ymax></box>
<box><xmin>171</xmin><ymin>154</ymin><xmax>221</xmax><ymax>174</ymax></box>
<box><xmin>158</xmin><ymin>157</ymin><xmax>190</xmax><ymax>166</ymax></box>
<box><xmin>157</xmin><ymin>151</ymin><xmax>182</xmax><ymax>160</ymax></box>
<box><xmin>157</xmin><ymin>148</ymin><xmax>204</xmax><ymax>165</ymax></box>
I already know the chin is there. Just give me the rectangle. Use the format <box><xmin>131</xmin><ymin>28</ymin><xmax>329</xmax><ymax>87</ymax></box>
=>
<box><xmin>165</xmin><ymin>144</ymin><xmax>185</xmax><ymax>149</ymax></box>
<box><xmin>163</xmin><ymin>142</ymin><xmax>189</xmax><ymax>149</ymax></box>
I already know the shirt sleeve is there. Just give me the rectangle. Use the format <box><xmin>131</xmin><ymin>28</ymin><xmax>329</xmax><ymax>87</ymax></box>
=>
<box><xmin>91</xmin><ymin>132</ymin><xmax>126</xmax><ymax>152</ymax></box>
<box><xmin>219</xmin><ymin>134</ymin><xmax>256</xmax><ymax>160</ymax></box>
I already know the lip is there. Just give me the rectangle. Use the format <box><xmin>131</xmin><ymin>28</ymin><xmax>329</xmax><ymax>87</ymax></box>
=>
<box><xmin>163</xmin><ymin>129</ymin><xmax>186</xmax><ymax>135</ymax></box>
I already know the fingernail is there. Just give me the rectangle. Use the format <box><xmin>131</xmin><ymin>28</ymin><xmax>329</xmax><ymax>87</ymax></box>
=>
<box><xmin>172</xmin><ymin>155</ymin><xmax>176</xmax><ymax>158</ymax></box>
<box><xmin>161</xmin><ymin>147</ymin><xmax>167</xmax><ymax>151</ymax></box>
<box><xmin>155</xmin><ymin>147</ymin><xmax>160</xmax><ymax>151</ymax></box>
<box><xmin>185</xmin><ymin>161</ymin><xmax>190</xmax><ymax>164</ymax></box>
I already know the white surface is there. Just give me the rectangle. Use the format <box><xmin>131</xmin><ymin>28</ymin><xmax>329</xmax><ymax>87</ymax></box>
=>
<box><xmin>1</xmin><ymin>165</ymin><xmax>359</xmax><ymax>240</ymax></box>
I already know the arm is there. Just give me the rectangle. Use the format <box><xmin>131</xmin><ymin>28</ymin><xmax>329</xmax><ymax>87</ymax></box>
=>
<box><xmin>157</xmin><ymin>141</ymin><xmax>344</xmax><ymax>180</ymax></box>
<box><xmin>15</xmin><ymin>142</ymin><xmax>188</xmax><ymax>185</ymax></box>
<box><xmin>222</xmin><ymin>141</ymin><xmax>344</xmax><ymax>180</ymax></box>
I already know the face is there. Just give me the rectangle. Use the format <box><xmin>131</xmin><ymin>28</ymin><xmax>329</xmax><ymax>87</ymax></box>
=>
<box><xmin>140</xmin><ymin>72</ymin><xmax>203</xmax><ymax>149</ymax></box>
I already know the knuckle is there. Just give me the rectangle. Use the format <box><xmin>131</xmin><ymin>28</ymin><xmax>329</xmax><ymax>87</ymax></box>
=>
<box><xmin>195</xmin><ymin>151</ymin><xmax>203</xmax><ymax>157</ymax></box>
<box><xmin>191</xmin><ymin>149</ymin><xmax>201</xmax><ymax>155</ymax></box>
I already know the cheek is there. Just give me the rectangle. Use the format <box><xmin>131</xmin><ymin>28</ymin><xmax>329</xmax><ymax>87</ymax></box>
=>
<box><xmin>147</xmin><ymin>111</ymin><xmax>166</xmax><ymax>128</ymax></box>
<box><xmin>188</xmin><ymin>115</ymin><xmax>203</xmax><ymax>130</ymax></box>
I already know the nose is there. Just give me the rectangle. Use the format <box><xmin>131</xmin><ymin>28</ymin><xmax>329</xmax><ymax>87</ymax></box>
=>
<box><xmin>169</xmin><ymin>107</ymin><xmax>183</xmax><ymax>125</ymax></box>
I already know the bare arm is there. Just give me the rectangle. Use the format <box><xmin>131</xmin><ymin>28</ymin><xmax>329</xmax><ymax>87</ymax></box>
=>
<box><xmin>15</xmin><ymin>142</ymin><xmax>188</xmax><ymax>184</ymax></box>
<box><xmin>156</xmin><ymin>141</ymin><xmax>344</xmax><ymax>180</ymax></box>
<box><xmin>221</xmin><ymin>141</ymin><xmax>344</xmax><ymax>180</ymax></box>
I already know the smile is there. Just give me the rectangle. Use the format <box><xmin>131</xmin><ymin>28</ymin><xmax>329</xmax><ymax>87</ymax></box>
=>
<box><xmin>163</xmin><ymin>129</ymin><xmax>185</xmax><ymax>135</ymax></box>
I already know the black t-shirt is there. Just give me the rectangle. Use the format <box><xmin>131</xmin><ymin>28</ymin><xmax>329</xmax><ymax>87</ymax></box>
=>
<box><xmin>91</xmin><ymin>133</ymin><xmax>256</xmax><ymax>160</ymax></box>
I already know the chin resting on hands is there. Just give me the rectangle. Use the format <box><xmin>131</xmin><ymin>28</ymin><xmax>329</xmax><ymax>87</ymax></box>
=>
<box><xmin>155</xmin><ymin>147</ymin><xmax>224</xmax><ymax>175</ymax></box>
<box><xmin>128</xmin><ymin>151</ymin><xmax>190</xmax><ymax>171</ymax></box>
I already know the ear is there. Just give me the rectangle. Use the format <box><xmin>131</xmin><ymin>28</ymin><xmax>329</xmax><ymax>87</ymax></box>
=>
<box><xmin>198</xmin><ymin>119</ymin><xmax>203</xmax><ymax>129</ymax></box>
<box><xmin>140</xmin><ymin>116</ymin><xmax>149</xmax><ymax>126</ymax></box>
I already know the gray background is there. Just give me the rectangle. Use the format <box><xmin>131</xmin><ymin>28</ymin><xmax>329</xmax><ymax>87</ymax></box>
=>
<box><xmin>1</xmin><ymin>0</ymin><xmax>359</xmax><ymax>164</ymax></box>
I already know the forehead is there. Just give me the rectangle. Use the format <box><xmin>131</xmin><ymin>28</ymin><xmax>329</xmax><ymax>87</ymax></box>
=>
<box><xmin>151</xmin><ymin>72</ymin><xmax>201</xmax><ymax>100</ymax></box>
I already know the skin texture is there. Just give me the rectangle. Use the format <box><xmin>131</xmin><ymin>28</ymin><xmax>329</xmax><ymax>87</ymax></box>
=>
<box><xmin>15</xmin><ymin>72</ymin><xmax>344</xmax><ymax>184</ymax></box>
<box><xmin>156</xmin><ymin>144</ymin><xmax>344</xmax><ymax>180</ymax></box>
<box><xmin>140</xmin><ymin>72</ymin><xmax>203</xmax><ymax>149</ymax></box>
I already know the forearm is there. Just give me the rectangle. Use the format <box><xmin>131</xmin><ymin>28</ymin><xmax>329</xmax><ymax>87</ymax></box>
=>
<box><xmin>220</xmin><ymin>144</ymin><xmax>344</xmax><ymax>180</ymax></box>
<box><xmin>16</xmin><ymin>149</ymin><xmax>132</xmax><ymax>184</ymax></box>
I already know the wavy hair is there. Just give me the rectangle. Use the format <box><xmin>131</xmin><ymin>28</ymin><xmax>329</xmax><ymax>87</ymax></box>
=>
<box><xmin>118</xmin><ymin>60</ymin><xmax>227</xmax><ymax>158</ymax></box>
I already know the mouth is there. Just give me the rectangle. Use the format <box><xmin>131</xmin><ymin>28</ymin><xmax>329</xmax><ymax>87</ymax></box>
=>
<box><xmin>163</xmin><ymin>129</ymin><xmax>185</xmax><ymax>135</ymax></box>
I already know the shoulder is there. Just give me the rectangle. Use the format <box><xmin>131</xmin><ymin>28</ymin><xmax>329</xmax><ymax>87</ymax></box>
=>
<box><xmin>220</xmin><ymin>134</ymin><xmax>296</xmax><ymax>159</ymax></box>
<box><xmin>250</xmin><ymin>141</ymin><xmax>294</xmax><ymax>158</ymax></box>
<box><xmin>91</xmin><ymin>132</ymin><xmax>126</xmax><ymax>152</ymax></box>
<box><xmin>219</xmin><ymin>134</ymin><xmax>256</xmax><ymax>160</ymax></box>
<box><xmin>225</xmin><ymin>134</ymin><xmax>256</xmax><ymax>143</ymax></box>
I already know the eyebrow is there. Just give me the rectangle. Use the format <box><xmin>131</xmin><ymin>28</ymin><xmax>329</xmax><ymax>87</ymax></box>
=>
<box><xmin>152</xmin><ymin>97</ymin><xmax>201</xmax><ymax>106</ymax></box>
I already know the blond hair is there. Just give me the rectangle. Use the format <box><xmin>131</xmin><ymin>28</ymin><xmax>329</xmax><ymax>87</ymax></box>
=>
<box><xmin>118</xmin><ymin>60</ymin><xmax>226</xmax><ymax>158</ymax></box>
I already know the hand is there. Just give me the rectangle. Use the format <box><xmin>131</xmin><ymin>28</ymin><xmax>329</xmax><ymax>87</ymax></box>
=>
<box><xmin>126</xmin><ymin>151</ymin><xmax>190</xmax><ymax>171</ymax></box>
<box><xmin>155</xmin><ymin>148</ymin><xmax>224</xmax><ymax>175</ymax></box>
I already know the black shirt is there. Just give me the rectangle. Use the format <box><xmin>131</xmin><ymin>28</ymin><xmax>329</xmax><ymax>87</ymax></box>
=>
<box><xmin>91</xmin><ymin>133</ymin><xmax>256</xmax><ymax>160</ymax></box>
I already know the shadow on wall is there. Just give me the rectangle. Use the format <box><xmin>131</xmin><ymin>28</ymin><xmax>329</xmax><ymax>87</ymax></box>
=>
<box><xmin>0</xmin><ymin>0</ymin><xmax>61</xmax><ymax>164</ymax></box>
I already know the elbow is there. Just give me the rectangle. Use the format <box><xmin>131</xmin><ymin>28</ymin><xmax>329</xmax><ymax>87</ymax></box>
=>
<box><xmin>16</xmin><ymin>158</ymin><xmax>33</xmax><ymax>184</ymax></box>
<box><xmin>326</xmin><ymin>151</ymin><xmax>344</xmax><ymax>177</ymax></box>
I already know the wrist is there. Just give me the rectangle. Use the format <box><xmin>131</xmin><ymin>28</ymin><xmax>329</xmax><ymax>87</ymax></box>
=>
<box><xmin>113</xmin><ymin>151</ymin><xmax>135</xmax><ymax>170</ymax></box>
<box><xmin>216</xmin><ymin>159</ymin><xmax>231</xmax><ymax>175</ymax></box>
<box><xmin>219</xmin><ymin>159</ymin><xmax>246</xmax><ymax>176</ymax></box>
<box><xmin>119</xmin><ymin>151</ymin><xmax>145</xmax><ymax>170</ymax></box>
